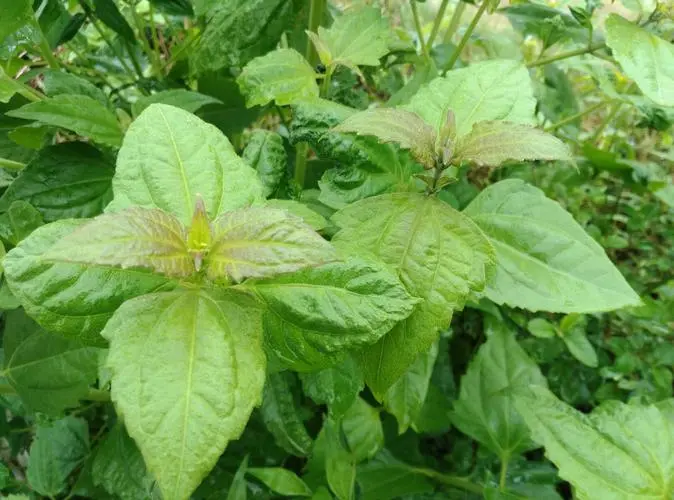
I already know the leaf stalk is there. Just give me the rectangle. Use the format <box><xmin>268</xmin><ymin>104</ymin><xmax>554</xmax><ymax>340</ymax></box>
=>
<box><xmin>527</xmin><ymin>42</ymin><xmax>606</xmax><ymax>68</ymax></box>
<box><xmin>442</xmin><ymin>0</ymin><xmax>490</xmax><ymax>73</ymax></box>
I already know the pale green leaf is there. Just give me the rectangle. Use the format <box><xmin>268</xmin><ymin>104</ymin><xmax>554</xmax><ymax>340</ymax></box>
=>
<box><xmin>207</xmin><ymin>207</ymin><xmax>336</xmax><ymax>282</ymax></box>
<box><xmin>6</xmin><ymin>95</ymin><xmax>123</xmax><ymax>147</ymax></box>
<box><xmin>264</xmin><ymin>200</ymin><xmax>328</xmax><ymax>231</ymax></box>
<box><xmin>0</xmin><ymin>142</ymin><xmax>114</xmax><ymax>222</ymax></box>
<box><xmin>559</xmin><ymin>316</ymin><xmax>598</xmax><ymax>367</ymax></box>
<box><xmin>260</xmin><ymin>371</ymin><xmax>313</xmax><ymax>457</ymax></box>
<box><xmin>299</xmin><ymin>356</ymin><xmax>364</xmax><ymax>419</ymax></box>
<box><xmin>242</xmin><ymin>130</ymin><xmax>286</xmax><ymax>198</ymax></box>
<box><xmin>247</xmin><ymin>468</ymin><xmax>312</xmax><ymax>497</ymax></box>
<box><xmin>102</xmin><ymin>290</ymin><xmax>266</xmax><ymax>500</ymax></box>
<box><xmin>515</xmin><ymin>386</ymin><xmax>674</xmax><ymax>500</ymax></box>
<box><xmin>453</xmin><ymin>121</ymin><xmax>572</xmax><ymax>167</ymax></box>
<box><xmin>238</xmin><ymin>48</ymin><xmax>319</xmax><ymax>107</ymax></box>
<box><xmin>43</xmin><ymin>207</ymin><xmax>194</xmax><ymax>278</ymax></box>
<box><xmin>606</xmin><ymin>15</ymin><xmax>674</xmax><ymax>107</ymax></box>
<box><xmin>527</xmin><ymin>318</ymin><xmax>557</xmax><ymax>338</ymax></box>
<box><xmin>27</xmin><ymin>416</ymin><xmax>89</xmax><ymax>497</ymax></box>
<box><xmin>132</xmin><ymin>89</ymin><xmax>222</xmax><ymax>116</ymax></box>
<box><xmin>0</xmin><ymin>67</ymin><xmax>31</xmax><ymax>103</ymax></box>
<box><xmin>384</xmin><ymin>341</ymin><xmax>438</xmax><ymax>434</ymax></box>
<box><xmin>3</xmin><ymin>219</ymin><xmax>175</xmax><ymax>344</ymax></box>
<box><xmin>246</xmin><ymin>257</ymin><xmax>420</xmax><ymax>371</ymax></box>
<box><xmin>92</xmin><ymin>423</ymin><xmax>153</xmax><ymax>500</ymax></box>
<box><xmin>333</xmin><ymin>108</ymin><xmax>437</xmax><ymax>169</ymax></box>
<box><xmin>107</xmin><ymin>104</ymin><xmax>263</xmax><ymax>225</ymax></box>
<box><xmin>453</xmin><ymin>318</ymin><xmax>547</xmax><ymax>460</ymax></box>
<box><xmin>333</xmin><ymin>193</ymin><xmax>495</xmax><ymax>396</ymax></box>
<box><xmin>463</xmin><ymin>179</ymin><xmax>641</xmax><ymax>312</ymax></box>
<box><xmin>3</xmin><ymin>309</ymin><xmax>102</xmax><ymax>415</ymax></box>
<box><xmin>405</xmin><ymin>59</ymin><xmax>536</xmax><ymax>137</ymax></box>
<box><xmin>309</xmin><ymin>6</ymin><xmax>390</xmax><ymax>71</ymax></box>
<box><xmin>341</xmin><ymin>398</ymin><xmax>384</xmax><ymax>462</ymax></box>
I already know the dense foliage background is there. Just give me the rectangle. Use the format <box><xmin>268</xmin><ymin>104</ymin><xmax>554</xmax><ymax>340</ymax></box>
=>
<box><xmin>0</xmin><ymin>0</ymin><xmax>672</xmax><ymax>499</ymax></box>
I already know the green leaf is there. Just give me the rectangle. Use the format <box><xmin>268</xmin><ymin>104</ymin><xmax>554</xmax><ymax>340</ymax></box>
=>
<box><xmin>452</xmin><ymin>318</ymin><xmax>547</xmax><ymax>460</ymax></box>
<box><xmin>3</xmin><ymin>309</ymin><xmax>102</xmax><ymax>415</ymax></box>
<box><xmin>383</xmin><ymin>341</ymin><xmax>438</xmax><ymax>434</ymax></box>
<box><xmin>559</xmin><ymin>315</ymin><xmax>598</xmax><ymax>367</ymax></box>
<box><xmin>227</xmin><ymin>456</ymin><xmax>249</xmax><ymax>500</ymax></box>
<box><xmin>27</xmin><ymin>416</ymin><xmax>90</xmax><ymax>497</ymax></box>
<box><xmin>43</xmin><ymin>207</ymin><xmax>194</xmax><ymax>278</ymax></box>
<box><xmin>606</xmin><ymin>15</ymin><xmax>674</xmax><ymax>107</ymax></box>
<box><xmin>92</xmin><ymin>0</ymin><xmax>136</xmax><ymax>43</ymax></box>
<box><xmin>132</xmin><ymin>89</ymin><xmax>222</xmax><ymax>117</ymax></box>
<box><xmin>238</xmin><ymin>48</ymin><xmax>319</xmax><ymax>107</ymax></box>
<box><xmin>527</xmin><ymin>318</ymin><xmax>557</xmax><ymax>338</ymax></box>
<box><xmin>514</xmin><ymin>386</ymin><xmax>674</xmax><ymax>500</ymax></box>
<box><xmin>356</xmin><ymin>452</ymin><xmax>433</xmax><ymax>500</ymax></box>
<box><xmin>92</xmin><ymin>423</ymin><xmax>153</xmax><ymax>500</ymax></box>
<box><xmin>307</xmin><ymin>6</ymin><xmax>390</xmax><ymax>72</ymax></box>
<box><xmin>0</xmin><ymin>67</ymin><xmax>34</xmax><ymax>103</ymax></box>
<box><xmin>102</xmin><ymin>290</ymin><xmax>266</xmax><ymax>500</ymax></box>
<box><xmin>341</xmin><ymin>397</ymin><xmax>384</xmax><ymax>462</ymax></box>
<box><xmin>206</xmin><ymin>207</ymin><xmax>336</xmax><ymax>282</ymax></box>
<box><xmin>0</xmin><ymin>200</ymin><xmax>43</xmax><ymax>246</ymax></box>
<box><xmin>300</xmin><ymin>356</ymin><xmax>364</xmax><ymax>419</ymax></box>
<box><xmin>0</xmin><ymin>142</ymin><xmax>113</xmax><ymax>222</ymax></box>
<box><xmin>405</xmin><ymin>59</ymin><xmax>536</xmax><ymax>137</ymax></box>
<box><xmin>108</xmin><ymin>104</ymin><xmax>263</xmax><ymax>225</ymax></box>
<box><xmin>500</xmin><ymin>3</ymin><xmax>586</xmax><ymax>49</ymax></box>
<box><xmin>246</xmin><ymin>257</ymin><xmax>420</xmax><ymax>371</ymax></box>
<box><xmin>333</xmin><ymin>108</ymin><xmax>437</xmax><ymax>169</ymax></box>
<box><xmin>6</xmin><ymin>95</ymin><xmax>123</xmax><ymax>147</ymax></box>
<box><xmin>0</xmin><ymin>0</ymin><xmax>32</xmax><ymax>44</ymax></box>
<box><xmin>192</xmin><ymin>0</ymin><xmax>294</xmax><ymax>73</ymax></box>
<box><xmin>324</xmin><ymin>419</ymin><xmax>356</xmax><ymax>500</ymax></box>
<box><xmin>260</xmin><ymin>372</ymin><xmax>313</xmax><ymax>456</ymax></box>
<box><xmin>453</xmin><ymin>121</ymin><xmax>572</xmax><ymax>167</ymax></box>
<box><xmin>332</xmin><ymin>193</ymin><xmax>495</xmax><ymax>396</ymax></box>
<box><xmin>242</xmin><ymin>130</ymin><xmax>286</xmax><ymax>198</ymax></box>
<box><xmin>247</xmin><ymin>468</ymin><xmax>312</xmax><ymax>497</ymax></box>
<box><xmin>264</xmin><ymin>199</ymin><xmax>328</xmax><ymax>231</ymax></box>
<box><xmin>463</xmin><ymin>179</ymin><xmax>642</xmax><ymax>312</ymax></box>
<box><xmin>3</xmin><ymin>219</ymin><xmax>174</xmax><ymax>343</ymax></box>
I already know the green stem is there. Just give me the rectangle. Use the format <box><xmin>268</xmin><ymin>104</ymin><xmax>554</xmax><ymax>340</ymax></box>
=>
<box><xmin>124</xmin><ymin>39</ymin><xmax>145</xmax><ymax>79</ymax></box>
<box><xmin>411</xmin><ymin>0</ymin><xmax>431</xmax><ymax>63</ymax></box>
<box><xmin>414</xmin><ymin>468</ymin><xmax>483</xmax><ymax>494</ymax></box>
<box><xmin>132</xmin><ymin>4</ymin><xmax>162</xmax><ymax>79</ymax></box>
<box><xmin>89</xmin><ymin>16</ymin><xmax>137</xmax><ymax>79</ymax></box>
<box><xmin>33</xmin><ymin>20</ymin><xmax>60</xmax><ymax>69</ymax></box>
<box><xmin>544</xmin><ymin>100</ymin><xmax>610</xmax><ymax>131</ymax></box>
<box><xmin>305</xmin><ymin>0</ymin><xmax>325</xmax><ymax>66</ymax></box>
<box><xmin>321</xmin><ymin>66</ymin><xmax>333</xmax><ymax>98</ymax></box>
<box><xmin>499</xmin><ymin>456</ymin><xmax>509</xmax><ymax>490</ymax></box>
<box><xmin>442</xmin><ymin>0</ymin><xmax>489</xmax><ymax>73</ymax></box>
<box><xmin>148</xmin><ymin>2</ymin><xmax>164</xmax><ymax>80</ymax></box>
<box><xmin>0</xmin><ymin>157</ymin><xmax>26</xmax><ymax>170</ymax></box>
<box><xmin>443</xmin><ymin>0</ymin><xmax>466</xmax><ymax>44</ymax></box>
<box><xmin>427</xmin><ymin>0</ymin><xmax>450</xmax><ymax>48</ymax></box>
<box><xmin>527</xmin><ymin>42</ymin><xmax>606</xmax><ymax>68</ymax></box>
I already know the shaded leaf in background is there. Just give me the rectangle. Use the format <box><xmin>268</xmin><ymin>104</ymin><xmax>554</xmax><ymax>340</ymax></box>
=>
<box><xmin>247</xmin><ymin>468</ymin><xmax>312</xmax><ymax>497</ymax></box>
<box><xmin>242</xmin><ymin>130</ymin><xmax>286</xmax><ymax>198</ymax></box>
<box><xmin>356</xmin><ymin>451</ymin><xmax>433</xmax><ymax>500</ymax></box>
<box><xmin>0</xmin><ymin>200</ymin><xmax>43</xmax><ymax>245</ymax></box>
<box><xmin>300</xmin><ymin>356</ymin><xmax>363</xmax><ymax>418</ymax></box>
<box><xmin>500</xmin><ymin>3</ymin><xmax>587</xmax><ymax>49</ymax></box>
<box><xmin>132</xmin><ymin>89</ymin><xmax>222</xmax><ymax>116</ymax></box>
<box><xmin>92</xmin><ymin>0</ymin><xmax>136</xmax><ymax>43</ymax></box>
<box><xmin>341</xmin><ymin>397</ymin><xmax>384</xmax><ymax>462</ymax></box>
<box><xmin>0</xmin><ymin>0</ymin><xmax>33</xmax><ymax>45</ymax></box>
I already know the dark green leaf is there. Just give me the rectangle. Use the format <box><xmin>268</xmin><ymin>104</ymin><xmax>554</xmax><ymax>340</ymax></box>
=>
<box><xmin>92</xmin><ymin>0</ymin><xmax>136</xmax><ymax>42</ymax></box>
<box><xmin>300</xmin><ymin>356</ymin><xmax>364</xmax><ymax>418</ymax></box>
<box><xmin>132</xmin><ymin>90</ymin><xmax>222</xmax><ymax>116</ymax></box>
<box><xmin>0</xmin><ymin>200</ymin><xmax>43</xmax><ymax>245</ymax></box>
<box><xmin>242</xmin><ymin>130</ymin><xmax>286</xmax><ymax>198</ymax></box>
<box><xmin>247</xmin><ymin>468</ymin><xmax>312</xmax><ymax>497</ymax></box>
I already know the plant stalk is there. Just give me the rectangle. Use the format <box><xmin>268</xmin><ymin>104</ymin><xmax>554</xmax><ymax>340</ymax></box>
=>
<box><xmin>499</xmin><ymin>456</ymin><xmax>509</xmax><ymax>490</ymax></box>
<box><xmin>427</xmin><ymin>0</ymin><xmax>450</xmax><ymax>48</ymax></box>
<box><xmin>0</xmin><ymin>157</ymin><xmax>27</xmax><ymax>170</ymax></box>
<box><xmin>527</xmin><ymin>42</ymin><xmax>606</xmax><ymax>68</ymax></box>
<box><xmin>414</xmin><ymin>468</ymin><xmax>483</xmax><ymax>494</ymax></box>
<box><xmin>544</xmin><ymin>100</ymin><xmax>610</xmax><ymax>131</ymax></box>
<box><xmin>33</xmin><ymin>20</ymin><xmax>60</xmax><ymax>69</ymax></box>
<box><xmin>442</xmin><ymin>0</ymin><xmax>490</xmax><ymax>73</ymax></box>
<box><xmin>411</xmin><ymin>0</ymin><xmax>431</xmax><ymax>63</ymax></box>
<box><xmin>88</xmin><ymin>15</ymin><xmax>137</xmax><ymax>80</ymax></box>
<box><xmin>443</xmin><ymin>0</ymin><xmax>466</xmax><ymax>44</ymax></box>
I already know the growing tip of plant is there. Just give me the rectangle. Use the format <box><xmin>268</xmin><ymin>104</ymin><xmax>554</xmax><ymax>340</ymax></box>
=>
<box><xmin>187</xmin><ymin>194</ymin><xmax>212</xmax><ymax>252</ymax></box>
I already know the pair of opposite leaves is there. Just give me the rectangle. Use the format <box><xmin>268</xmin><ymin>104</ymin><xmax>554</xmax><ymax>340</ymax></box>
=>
<box><xmin>43</xmin><ymin>197</ymin><xmax>337</xmax><ymax>284</ymax></box>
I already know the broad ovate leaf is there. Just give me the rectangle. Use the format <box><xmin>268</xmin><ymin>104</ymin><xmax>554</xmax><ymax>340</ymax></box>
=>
<box><xmin>463</xmin><ymin>179</ymin><xmax>641</xmax><ymax>312</ymax></box>
<box><xmin>453</xmin><ymin>318</ymin><xmax>547</xmax><ymax>460</ymax></box>
<box><xmin>6</xmin><ymin>95</ymin><xmax>123</xmax><ymax>147</ymax></box>
<box><xmin>406</xmin><ymin>59</ymin><xmax>536</xmax><ymax>137</ymax></box>
<box><xmin>4</xmin><ymin>220</ymin><xmax>175</xmax><ymax>344</ymax></box>
<box><xmin>606</xmin><ymin>15</ymin><xmax>674</xmax><ymax>107</ymax></box>
<box><xmin>332</xmin><ymin>193</ymin><xmax>495</xmax><ymax>396</ymax></box>
<box><xmin>107</xmin><ymin>104</ymin><xmax>263</xmax><ymax>225</ymax></box>
<box><xmin>308</xmin><ymin>6</ymin><xmax>390</xmax><ymax>71</ymax></box>
<box><xmin>453</xmin><ymin>121</ymin><xmax>572</xmax><ymax>166</ymax></box>
<box><xmin>3</xmin><ymin>309</ymin><xmax>102</xmax><ymax>415</ymax></box>
<box><xmin>43</xmin><ymin>207</ymin><xmax>194</xmax><ymax>278</ymax></box>
<box><xmin>0</xmin><ymin>142</ymin><xmax>113</xmax><ymax>222</ymax></box>
<box><xmin>102</xmin><ymin>290</ymin><xmax>266</xmax><ymax>500</ymax></box>
<box><xmin>246</xmin><ymin>257</ymin><xmax>419</xmax><ymax>372</ymax></box>
<box><xmin>242</xmin><ymin>130</ymin><xmax>286</xmax><ymax>198</ymax></box>
<box><xmin>238</xmin><ymin>48</ymin><xmax>319</xmax><ymax>107</ymax></box>
<box><xmin>333</xmin><ymin>108</ymin><xmax>437</xmax><ymax>169</ymax></box>
<box><xmin>206</xmin><ymin>207</ymin><xmax>336</xmax><ymax>282</ymax></box>
<box><xmin>515</xmin><ymin>386</ymin><xmax>674</xmax><ymax>500</ymax></box>
<box><xmin>132</xmin><ymin>89</ymin><xmax>222</xmax><ymax>116</ymax></box>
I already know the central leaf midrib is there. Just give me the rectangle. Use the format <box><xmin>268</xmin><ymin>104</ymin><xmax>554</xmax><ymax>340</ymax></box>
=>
<box><xmin>157</xmin><ymin>107</ymin><xmax>193</xmax><ymax>219</ymax></box>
